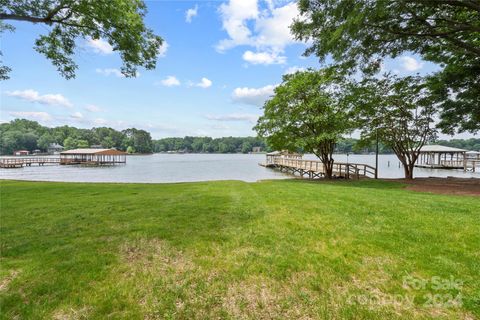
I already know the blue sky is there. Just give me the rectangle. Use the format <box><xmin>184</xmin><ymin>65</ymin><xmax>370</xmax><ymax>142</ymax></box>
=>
<box><xmin>1</xmin><ymin>0</ymin><xmax>468</xmax><ymax>139</ymax></box>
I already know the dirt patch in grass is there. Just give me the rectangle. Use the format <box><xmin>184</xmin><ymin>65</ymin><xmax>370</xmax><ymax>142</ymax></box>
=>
<box><xmin>52</xmin><ymin>306</ymin><xmax>91</xmax><ymax>320</ymax></box>
<box><xmin>387</xmin><ymin>177</ymin><xmax>480</xmax><ymax>196</ymax></box>
<box><xmin>222</xmin><ymin>272</ymin><xmax>319</xmax><ymax>320</ymax></box>
<box><xmin>0</xmin><ymin>270</ymin><xmax>19</xmax><ymax>292</ymax></box>
<box><xmin>118</xmin><ymin>239</ymin><xmax>324</xmax><ymax>319</ymax></box>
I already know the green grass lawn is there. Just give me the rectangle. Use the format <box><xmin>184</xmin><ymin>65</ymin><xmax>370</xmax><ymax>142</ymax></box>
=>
<box><xmin>0</xmin><ymin>179</ymin><xmax>479</xmax><ymax>319</ymax></box>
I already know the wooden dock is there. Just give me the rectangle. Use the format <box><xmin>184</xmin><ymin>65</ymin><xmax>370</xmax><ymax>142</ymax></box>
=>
<box><xmin>261</xmin><ymin>156</ymin><xmax>377</xmax><ymax>179</ymax></box>
<box><xmin>415</xmin><ymin>159</ymin><xmax>480</xmax><ymax>172</ymax></box>
<box><xmin>0</xmin><ymin>157</ymin><xmax>61</xmax><ymax>168</ymax></box>
<box><xmin>1</xmin><ymin>149</ymin><xmax>128</xmax><ymax>169</ymax></box>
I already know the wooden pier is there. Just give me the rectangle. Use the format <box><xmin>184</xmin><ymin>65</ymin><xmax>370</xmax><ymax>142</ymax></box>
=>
<box><xmin>0</xmin><ymin>157</ymin><xmax>60</xmax><ymax>168</ymax></box>
<box><xmin>1</xmin><ymin>149</ymin><xmax>128</xmax><ymax>169</ymax></box>
<box><xmin>261</xmin><ymin>154</ymin><xmax>377</xmax><ymax>179</ymax></box>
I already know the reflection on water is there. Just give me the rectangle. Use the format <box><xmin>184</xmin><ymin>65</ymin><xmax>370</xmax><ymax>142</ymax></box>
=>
<box><xmin>0</xmin><ymin>153</ymin><xmax>478</xmax><ymax>183</ymax></box>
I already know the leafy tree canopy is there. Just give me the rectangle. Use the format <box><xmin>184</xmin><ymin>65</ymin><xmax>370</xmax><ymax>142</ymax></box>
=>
<box><xmin>0</xmin><ymin>119</ymin><xmax>153</xmax><ymax>154</ymax></box>
<box><xmin>0</xmin><ymin>0</ymin><xmax>163</xmax><ymax>79</ymax></box>
<box><xmin>292</xmin><ymin>0</ymin><xmax>480</xmax><ymax>134</ymax></box>
<box><xmin>255</xmin><ymin>68</ymin><xmax>355</xmax><ymax>178</ymax></box>
<box><xmin>350</xmin><ymin>74</ymin><xmax>438</xmax><ymax>178</ymax></box>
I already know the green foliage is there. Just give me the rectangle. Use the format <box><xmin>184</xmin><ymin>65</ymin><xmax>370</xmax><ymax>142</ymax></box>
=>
<box><xmin>1</xmin><ymin>0</ymin><xmax>163</xmax><ymax>79</ymax></box>
<box><xmin>77</xmin><ymin>139</ymin><xmax>89</xmax><ymax>148</ymax></box>
<box><xmin>1</xmin><ymin>179</ymin><xmax>479</xmax><ymax>318</ymax></box>
<box><xmin>126</xmin><ymin>146</ymin><xmax>135</xmax><ymax>154</ymax></box>
<box><xmin>63</xmin><ymin>136</ymin><xmax>77</xmax><ymax>150</ymax></box>
<box><xmin>436</xmin><ymin>138</ymin><xmax>480</xmax><ymax>151</ymax></box>
<box><xmin>152</xmin><ymin>136</ymin><xmax>268</xmax><ymax>154</ymax></box>
<box><xmin>255</xmin><ymin>68</ymin><xmax>354</xmax><ymax>178</ymax></box>
<box><xmin>122</xmin><ymin>128</ymin><xmax>152</xmax><ymax>153</ymax></box>
<box><xmin>37</xmin><ymin>132</ymin><xmax>54</xmax><ymax>150</ymax></box>
<box><xmin>336</xmin><ymin>137</ymin><xmax>392</xmax><ymax>154</ymax></box>
<box><xmin>292</xmin><ymin>0</ymin><xmax>480</xmax><ymax>134</ymax></box>
<box><xmin>350</xmin><ymin>74</ymin><xmax>438</xmax><ymax>178</ymax></box>
<box><xmin>0</xmin><ymin>119</ymin><xmax>153</xmax><ymax>154</ymax></box>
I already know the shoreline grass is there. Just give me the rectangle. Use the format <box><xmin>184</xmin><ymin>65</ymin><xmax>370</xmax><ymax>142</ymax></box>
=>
<box><xmin>1</xmin><ymin>179</ymin><xmax>478</xmax><ymax>319</ymax></box>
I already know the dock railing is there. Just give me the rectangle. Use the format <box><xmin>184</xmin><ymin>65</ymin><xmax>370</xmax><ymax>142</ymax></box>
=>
<box><xmin>271</xmin><ymin>156</ymin><xmax>377</xmax><ymax>179</ymax></box>
<box><xmin>0</xmin><ymin>157</ymin><xmax>60</xmax><ymax>168</ymax></box>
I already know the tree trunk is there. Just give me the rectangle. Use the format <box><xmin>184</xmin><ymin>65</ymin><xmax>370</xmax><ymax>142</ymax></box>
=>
<box><xmin>323</xmin><ymin>158</ymin><xmax>334</xmax><ymax>179</ymax></box>
<box><xmin>315</xmin><ymin>140</ymin><xmax>336</xmax><ymax>179</ymax></box>
<box><xmin>403</xmin><ymin>163</ymin><xmax>414</xmax><ymax>179</ymax></box>
<box><xmin>396</xmin><ymin>152</ymin><xmax>416</xmax><ymax>179</ymax></box>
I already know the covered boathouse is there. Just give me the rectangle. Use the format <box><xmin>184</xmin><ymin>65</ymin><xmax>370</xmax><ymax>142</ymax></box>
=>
<box><xmin>415</xmin><ymin>145</ymin><xmax>467</xmax><ymax>169</ymax></box>
<box><xmin>60</xmin><ymin>148</ymin><xmax>127</xmax><ymax>165</ymax></box>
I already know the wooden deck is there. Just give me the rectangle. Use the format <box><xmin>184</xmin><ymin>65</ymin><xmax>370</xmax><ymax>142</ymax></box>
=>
<box><xmin>0</xmin><ymin>156</ymin><xmax>127</xmax><ymax>168</ymax></box>
<box><xmin>261</xmin><ymin>157</ymin><xmax>377</xmax><ymax>179</ymax></box>
<box><xmin>0</xmin><ymin>157</ymin><xmax>60</xmax><ymax>168</ymax></box>
<box><xmin>415</xmin><ymin>159</ymin><xmax>480</xmax><ymax>172</ymax></box>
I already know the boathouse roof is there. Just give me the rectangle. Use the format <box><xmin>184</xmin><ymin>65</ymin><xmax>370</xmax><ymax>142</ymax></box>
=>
<box><xmin>418</xmin><ymin>145</ymin><xmax>467</xmax><ymax>153</ymax></box>
<box><xmin>60</xmin><ymin>148</ymin><xmax>127</xmax><ymax>155</ymax></box>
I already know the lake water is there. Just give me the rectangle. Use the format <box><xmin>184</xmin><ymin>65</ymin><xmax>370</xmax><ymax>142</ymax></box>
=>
<box><xmin>1</xmin><ymin>153</ymin><xmax>478</xmax><ymax>183</ymax></box>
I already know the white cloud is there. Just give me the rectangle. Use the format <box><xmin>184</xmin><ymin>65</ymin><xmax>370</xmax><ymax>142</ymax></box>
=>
<box><xmin>84</xmin><ymin>104</ymin><xmax>103</xmax><ymax>112</ymax></box>
<box><xmin>232</xmin><ymin>84</ymin><xmax>276</xmax><ymax>106</ymax></box>
<box><xmin>216</xmin><ymin>0</ymin><xmax>259</xmax><ymax>52</ymax></box>
<box><xmin>254</xmin><ymin>2</ymin><xmax>299</xmax><ymax>51</ymax></box>
<box><xmin>86</xmin><ymin>38</ymin><xmax>113</xmax><ymax>54</ymax></box>
<box><xmin>158</xmin><ymin>40</ymin><xmax>169</xmax><ymax>57</ymax></box>
<box><xmin>399</xmin><ymin>56</ymin><xmax>424</xmax><ymax>72</ymax></box>
<box><xmin>95</xmin><ymin>68</ymin><xmax>140</xmax><ymax>78</ymax></box>
<box><xmin>70</xmin><ymin>112</ymin><xmax>84</xmax><ymax>119</ymax></box>
<box><xmin>205</xmin><ymin>113</ymin><xmax>259</xmax><ymax>123</ymax></box>
<box><xmin>9</xmin><ymin>111</ymin><xmax>52</xmax><ymax>122</ymax></box>
<box><xmin>157</xmin><ymin>75</ymin><xmax>181</xmax><ymax>87</ymax></box>
<box><xmin>216</xmin><ymin>1</ymin><xmax>300</xmax><ymax>64</ymax></box>
<box><xmin>195</xmin><ymin>77</ymin><xmax>212</xmax><ymax>88</ymax></box>
<box><xmin>186</xmin><ymin>5</ymin><xmax>198</xmax><ymax>23</ymax></box>
<box><xmin>284</xmin><ymin>66</ymin><xmax>306</xmax><ymax>74</ymax></box>
<box><xmin>242</xmin><ymin>50</ymin><xmax>286</xmax><ymax>65</ymax></box>
<box><xmin>5</xmin><ymin>89</ymin><xmax>73</xmax><ymax>108</ymax></box>
<box><xmin>95</xmin><ymin>68</ymin><xmax>123</xmax><ymax>78</ymax></box>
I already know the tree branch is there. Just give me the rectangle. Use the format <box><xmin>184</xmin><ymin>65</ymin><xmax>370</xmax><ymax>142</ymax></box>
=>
<box><xmin>0</xmin><ymin>13</ymin><xmax>49</xmax><ymax>24</ymax></box>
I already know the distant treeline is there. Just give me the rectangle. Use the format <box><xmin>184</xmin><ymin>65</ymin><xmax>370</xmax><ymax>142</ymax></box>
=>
<box><xmin>152</xmin><ymin>137</ymin><xmax>269</xmax><ymax>153</ymax></box>
<box><xmin>152</xmin><ymin>136</ymin><xmax>393</xmax><ymax>154</ymax></box>
<box><xmin>1</xmin><ymin>119</ymin><xmax>478</xmax><ymax>156</ymax></box>
<box><xmin>0</xmin><ymin>119</ymin><xmax>153</xmax><ymax>154</ymax></box>
<box><xmin>436</xmin><ymin>138</ymin><xmax>480</xmax><ymax>151</ymax></box>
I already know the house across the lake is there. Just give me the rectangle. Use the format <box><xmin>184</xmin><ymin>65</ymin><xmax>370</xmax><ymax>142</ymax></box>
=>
<box><xmin>47</xmin><ymin>143</ymin><xmax>64</xmax><ymax>155</ymax></box>
<box><xmin>13</xmin><ymin>150</ymin><xmax>29</xmax><ymax>156</ymax></box>
<box><xmin>60</xmin><ymin>148</ymin><xmax>127</xmax><ymax>165</ymax></box>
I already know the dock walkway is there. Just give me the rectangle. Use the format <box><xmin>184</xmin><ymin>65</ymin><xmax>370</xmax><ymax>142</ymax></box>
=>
<box><xmin>261</xmin><ymin>156</ymin><xmax>377</xmax><ymax>179</ymax></box>
<box><xmin>0</xmin><ymin>157</ymin><xmax>60</xmax><ymax>168</ymax></box>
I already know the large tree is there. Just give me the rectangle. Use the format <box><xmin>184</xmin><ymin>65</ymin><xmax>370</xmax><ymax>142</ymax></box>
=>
<box><xmin>0</xmin><ymin>0</ymin><xmax>163</xmax><ymax>79</ymax></box>
<box><xmin>292</xmin><ymin>0</ymin><xmax>480</xmax><ymax>134</ymax></box>
<box><xmin>255</xmin><ymin>69</ymin><xmax>353</xmax><ymax>179</ymax></box>
<box><xmin>351</xmin><ymin>74</ymin><xmax>438</xmax><ymax>179</ymax></box>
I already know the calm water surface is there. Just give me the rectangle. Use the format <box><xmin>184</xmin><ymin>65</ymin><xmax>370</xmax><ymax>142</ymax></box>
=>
<box><xmin>1</xmin><ymin>153</ymin><xmax>478</xmax><ymax>183</ymax></box>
